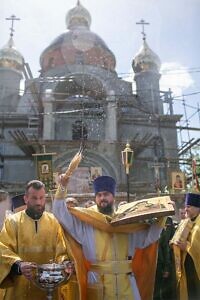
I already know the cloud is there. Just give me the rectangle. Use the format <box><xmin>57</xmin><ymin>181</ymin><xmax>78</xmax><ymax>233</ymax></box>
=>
<box><xmin>160</xmin><ymin>62</ymin><xmax>194</xmax><ymax>97</ymax></box>
<box><xmin>123</xmin><ymin>62</ymin><xmax>194</xmax><ymax>97</ymax></box>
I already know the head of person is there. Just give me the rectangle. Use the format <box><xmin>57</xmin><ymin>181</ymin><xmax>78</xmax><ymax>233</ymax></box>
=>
<box><xmin>24</xmin><ymin>180</ymin><xmax>46</xmax><ymax>219</ymax></box>
<box><xmin>174</xmin><ymin>175</ymin><xmax>183</xmax><ymax>188</ymax></box>
<box><xmin>185</xmin><ymin>193</ymin><xmax>200</xmax><ymax>219</ymax></box>
<box><xmin>65</xmin><ymin>197</ymin><xmax>78</xmax><ymax>208</ymax></box>
<box><xmin>11</xmin><ymin>194</ymin><xmax>26</xmax><ymax>213</ymax></box>
<box><xmin>93</xmin><ymin>175</ymin><xmax>116</xmax><ymax>215</ymax></box>
<box><xmin>179</xmin><ymin>207</ymin><xmax>186</xmax><ymax>220</ymax></box>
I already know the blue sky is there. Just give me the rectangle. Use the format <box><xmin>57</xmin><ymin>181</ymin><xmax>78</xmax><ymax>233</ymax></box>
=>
<box><xmin>1</xmin><ymin>0</ymin><xmax>200</xmax><ymax>144</ymax></box>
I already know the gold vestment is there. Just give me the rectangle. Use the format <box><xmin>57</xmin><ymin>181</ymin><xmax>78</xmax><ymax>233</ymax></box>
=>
<box><xmin>172</xmin><ymin>214</ymin><xmax>200</xmax><ymax>300</ymax></box>
<box><xmin>59</xmin><ymin>205</ymin><xmax>164</xmax><ymax>300</ymax></box>
<box><xmin>0</xmin><ymin>210</ymin><xmax>69</xmax><ymax>300</ymax></box>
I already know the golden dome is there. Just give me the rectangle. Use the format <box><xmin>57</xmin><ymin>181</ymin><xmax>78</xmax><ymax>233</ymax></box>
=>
<box><xmin>132</xmin><ymin>39</ymin><xmax>161</xmax><ymax>73</ymax></box>
<box><xmin>40</xmin><ymin>2</ymin><xmax>116</xmax><ymax>72</ymax></box>
<box><xmin>0</xmin><ymin>37</ymin><xmax>24</xmax><ymax>71</ymax></box>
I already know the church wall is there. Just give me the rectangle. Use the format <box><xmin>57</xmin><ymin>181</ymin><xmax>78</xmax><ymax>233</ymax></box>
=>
<box><xmin>118</xmin><ymin>122</ymin><xmax>160</xmax><ymax>141</ymax></box>
<box><xmin>134</xmin><ymin>72</ymin><xmax>162</xmax><ymax>114</ymax></box>
<box><xmin>0</xmin><ymin>68</ymin><xmax>22</xmax><ymax>92</ymax></box>
<box><xmin>118</xmin><ymin>119</ymin><xmax>173</xmax><ymax>191</ymax></box>
<box><xmin>0</xmin><ymin>69</ymin><xmax>22</xmax><ymax>112</ymax></box>
<box><xmin>3</xmin><ymin>160</ymin><xmax>35</xmax><ymax>183</ymax></box>
<box><xmin>55</xmin><ymin>118</ymin><xmax>71</xmax><ymax>140</ymax></box>
<box><xmin>54</xmin><ymin>115</ymin><xmax>105</xmax><ymax>140</ymax></box>
<box><xmin>85</xmin><ymin>117</ymin><xmax>105</xmax><ymax>140</ymax></box>
<box><xmin>3</xmin><ymin>127</ymin><xmax>25</xmax><ymax>155</ymax></box>
<box><xmin>0</xmin><ymin>124</ymin><xmax>36</xmax><ymax>185</ymax></box>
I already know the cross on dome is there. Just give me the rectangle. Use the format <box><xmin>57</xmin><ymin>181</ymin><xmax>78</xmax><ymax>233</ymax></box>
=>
<box><xmin>136</xmin><ymin>19</ymin><xmax>150</xmax><ymax>41</ymax></box>
<box><xmin>5</xmin><ymin>15</ymin><xmax>20</xmax><ymax>38</ymax></box>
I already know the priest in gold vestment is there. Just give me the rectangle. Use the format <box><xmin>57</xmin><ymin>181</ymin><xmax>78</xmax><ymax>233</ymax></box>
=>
<box><xmin>171</xmin><ymin>192</ymin><xmax>200</xmax><ymax>300</ymax></box>
<box><xmin>0</xmin><ymin>180</ymin><xmax>70</xmax><ymax>300</ymax></box>
<box><xmin>53</xmin><ymin>175</ymin><xmax>166</xmax><ymax>300</ymax></box>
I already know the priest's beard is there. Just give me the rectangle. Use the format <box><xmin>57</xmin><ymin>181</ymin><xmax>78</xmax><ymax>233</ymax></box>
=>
<box><xmin>26</xmin><ymin>205</ymin><xmax>45</xmax><ymax>220</ymax></box>
<box><xmin>97</xmin><ymin>203</ymin><xmax>114</xmax><ymax>216</ymax></box>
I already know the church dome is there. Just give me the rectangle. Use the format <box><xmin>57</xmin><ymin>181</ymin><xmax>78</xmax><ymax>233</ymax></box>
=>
<box><xmin>0</xmin><ymin>37</ymin><xmax>24</xmax><ymax>71</ymax></box>
<box><xmin>40</xmin><ymin>1</ymin><xmax>116</xmax><ymax>73</ymax></box>
<box><xmin>132</xmin><ymin>39</ymin><xmax>161</xmax><ymax>73</ymax></box>
<box><xmin>66</xmin><ymin>0</ymin><xmax>91</xmax><ymax>30</ymax></box>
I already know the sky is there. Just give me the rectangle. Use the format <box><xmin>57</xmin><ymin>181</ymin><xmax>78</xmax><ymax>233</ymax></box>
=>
<box><xmin>1</xmin><ymin>0</ymin><xmax>200</xmax><ymax>146</ymax></box>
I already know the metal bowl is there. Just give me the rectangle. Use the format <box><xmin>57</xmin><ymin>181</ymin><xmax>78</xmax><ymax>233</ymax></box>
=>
<box><xmin>32</xmin><ymin>262</ymin><xmax>72</xmax><ymax>299</ymax></box>
<box><xmin>36</xmin><ymin>263</ymin><xmax>66</xmax><ymax>287</ymax></box>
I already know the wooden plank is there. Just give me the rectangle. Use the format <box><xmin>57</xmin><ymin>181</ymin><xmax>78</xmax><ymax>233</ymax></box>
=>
<box><xmin>111</xmin><ymin>196</ymin><xmax>174</xmax><ymax>226</ymax></box>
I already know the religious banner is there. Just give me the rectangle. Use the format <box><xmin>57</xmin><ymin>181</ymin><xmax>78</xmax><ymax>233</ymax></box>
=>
<box><xmin>32</xmin><ymin>152</ymin><xmax>56</xmax><ymax>191</ymax></box>
<box><xmin>192</xmin><ymin>159</ymin><xmax>200</xmax><ymax>192</ymax></box>
<box><xmin>171</xmin><ymin>171</ymin><xmax>185</xmax><ymax>191</ymax></box>
<box><xmin>90</xmin><ymin>167</ymin><xmax>102</xmax><ymax>181</ymax></box>
<box><xmin>52</xmin><ymin>172</ymin><xmax>59</xmax><ymax>190</ymax></box>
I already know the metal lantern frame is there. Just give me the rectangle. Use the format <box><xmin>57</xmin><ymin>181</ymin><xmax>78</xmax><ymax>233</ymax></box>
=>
<box><xmin>121</xmin><ymin>143</ymin><xmax>134</xmax><ymax>174</ymax></box>
<box><xmin>121</xmin><ymin>143</ymin><xmax>134</xmax><ymax>202</ymax></box>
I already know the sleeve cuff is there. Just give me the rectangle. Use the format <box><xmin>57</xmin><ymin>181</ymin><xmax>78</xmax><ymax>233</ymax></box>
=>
<box><xmin>54</xmin><ymin>184</ymin><xmax>68</xmax><ymax>199</ymax></box>
<box><xmin>11</xmin><ymin>261</ymin><xmax>22</xmax><ymax>275</ymax></box>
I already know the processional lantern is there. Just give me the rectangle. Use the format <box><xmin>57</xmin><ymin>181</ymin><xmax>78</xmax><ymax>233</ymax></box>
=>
<box><xmin>121</xmin><ymin>143</ymin><xmax>134</xmax><ymax>202</ymax></box>
<box><xmin>121</xmin><ymin>143</ymin><xmax>134</xmax><ymax>175</ymax></box>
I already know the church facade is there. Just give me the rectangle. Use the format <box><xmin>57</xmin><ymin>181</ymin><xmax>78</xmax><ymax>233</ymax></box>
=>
<box><xmin>0</xmin><ymin>2</ymin><xmax>181</xmax><ymax>197</ymax></box>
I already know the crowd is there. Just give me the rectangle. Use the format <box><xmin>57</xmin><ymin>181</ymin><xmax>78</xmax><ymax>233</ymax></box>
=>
<box><xmin>0</xmin><ymin>171</ymin><xmax>199</xmax><ymax>300</ymax></box>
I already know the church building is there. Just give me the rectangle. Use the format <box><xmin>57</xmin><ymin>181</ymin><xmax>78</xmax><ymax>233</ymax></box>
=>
<box><xmin>0</xmin><ymin>1</ymin><xmax>181</xmax><ymax>197</ymax></box>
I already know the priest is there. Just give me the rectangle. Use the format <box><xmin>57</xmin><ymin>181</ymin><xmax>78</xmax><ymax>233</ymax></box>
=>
<box><xmin>172</xmin><ymin>192</ymin><xmax>200</xmax><ymax>300</ymax></box>
<box><xmin>53</xmin><ymin>174</ymin><xmax>167</xmax><ymax>300</ymax></box>
<box><xmin>0</xmin><ymin>180</ymin><xmax>71</xmax><ymax>300</ymax></box>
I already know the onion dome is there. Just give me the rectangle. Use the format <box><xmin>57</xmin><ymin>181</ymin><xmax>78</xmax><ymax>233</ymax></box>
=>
<box><xmin>66</xmin><ymin>0</ymin><xmax>91</xmax><ymax>30</ymax></box>
<box><xmin>40</xmin><ymin>1</ymin><xmax>116</xmax><ymax>72</ymax></box>
<box><xmin>132</xmin><ymin>39</ymin><xmax>161</xmax><ymax>73</ymax></box>
<box><xmin>0</xmin><ymin>37</ymin><xmax>24</xmax><ymax>71</ymax></box>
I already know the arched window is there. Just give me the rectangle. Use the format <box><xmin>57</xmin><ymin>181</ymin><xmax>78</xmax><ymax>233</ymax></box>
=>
<box><xmin>75</xmin><ymin>51</ymin><xmax>84</xmax><ymax>65</ymax></box>
<box><xmin>153</xmin><ymin>136</ymin><xmax>164</xmax><ymax>160</ymax></box>
<box><xmin>72</xmin><ymin>120</ymin><xmax>87</xmax><ymax>140</ymax></box>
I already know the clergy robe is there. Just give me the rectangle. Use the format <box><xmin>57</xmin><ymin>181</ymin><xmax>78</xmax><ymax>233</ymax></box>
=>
<box><xmin>174</xmin><ymin>214</ymin><xmax>200</xmax><ymax>300</ymax></box>
<box><xmin>0</xmin><ymin>210</ymin><xmax>69</xmax><ymax>300</ymax></box>
<box><xmin>53</xmin><ymin>197</ymin><xmax>165</xmax><ymax>300</ymax></box>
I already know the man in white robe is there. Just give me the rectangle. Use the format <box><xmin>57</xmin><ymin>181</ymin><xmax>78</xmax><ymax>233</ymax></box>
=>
<box><xmin>53</xmin><ymin>175</ymin><xmax>166</xmax><ymax>300</ymax></box>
